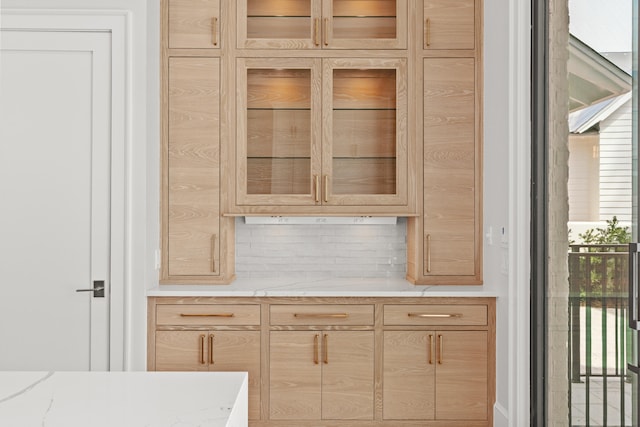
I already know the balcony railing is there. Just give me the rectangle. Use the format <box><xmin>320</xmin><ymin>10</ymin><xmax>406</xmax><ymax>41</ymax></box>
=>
<box><xmin>568</xmin><ymin>244</ymin><xmax>630</xmax><ymax>426</ymax></box>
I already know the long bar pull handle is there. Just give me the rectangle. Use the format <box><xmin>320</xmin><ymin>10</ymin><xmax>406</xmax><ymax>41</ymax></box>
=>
<box><xmin>425</xmin><ymin>18</ymin><xmax>431</xmax><ymax>47</ymax></box>
<box><xmin>323</xmin><ymin>334</ymin><xmax>328</xmax><ymax>364</ymax></box>
<box><xmin>438</xmin><ymin>334</ymin><xmax>443</xmax><ymax>364</ymax></box>
<box><xmin>323</xmin><ymin>18</ymin><xmax>329</xmax><ymax>46</ymax></box>
<box><xmin>208</xmin><ymin>334</ymin><xmax>215</xmax><ymax>365</ymax></box>
<box><xmin>629</xmin><ymin>243</ymin><xmax>640</xmax><ymax>329</ymax></box>
<box><xmin>314</xmin><ymin>334</ymin><xmax>319</xmax><ymax>364</ymax></box>
<box><xmin>199</xmin><ymin>334</ymin><xmax>206</xmax><ymax>365</ymax></box>
<box><xmin>425</xmin><ymin>234</ymin><xmax>432</xmax><ymax>273</ymax></box>
<box><xmin>323</xmin><ymin>175</ymin><xmax>329</xmax><ymax>203</ymax></box>
<box><xmin>408</xmin><ymin>313</ymin><xmax>462</xmax><ymax>318</ymax></box>
<box><xmin>294</xmin><ymin>313</ymin><xmax>349</xmax><ymax>319</ymax></box>
<box><xmin>76</xmin><ymin>280</ymin><xmax>105</xmax><ymax>298</ymax></box>
<box><xmin>211</xmin><ymin>234</ymin><xmax>217</xmax><ymax>273</ymax></box>
<box><xmin>428</xmin><ymin>334</ymin><xmax>433</xmax><ymax>364</ymax></box>
<box><xmin>212</xmin><ymin>17</ymin><xmax>218</xmax><ymax>46</ymax></box>
<box><xmin>180</xmin><ymin>313</ymin><xmax>235</xmax><ymax>318</ymax></box>
<box><xmin>314</xmin><ymin>18</ymin><xmax>320</xmax><ymax>46</ymax></box>
<box><xmin>314</xmin><ymin>175</ymin><xmax>320</xmax><ymax>203</ymax></box>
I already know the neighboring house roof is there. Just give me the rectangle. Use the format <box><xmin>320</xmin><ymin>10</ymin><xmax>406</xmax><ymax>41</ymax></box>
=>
<box><xmin>569</xmin><ymin>34</ymin><xmax>632</xmax><ymax>111</ymax></box>
<box><xmin>568</xmin><ymin>91</ymin><xmax>631</xmax><ymax>133</ymax></box>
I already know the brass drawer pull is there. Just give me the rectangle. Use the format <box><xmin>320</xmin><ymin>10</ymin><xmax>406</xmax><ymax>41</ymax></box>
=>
<box><xmin>323</xmin><ymin>334</ymin><xmax>328</xmax><ymax>364</ymax></box>
<box><xmin>211</xmin><ymin>234</ymin><xmax>217</xmax><ymax>273</ymax></box>
<box><xmin>408</xmin><ymin>313</ymin><xmax>462</xmax><ymax>318</ymax></box>
<box><xmin>314</xmin><ymin>334</ymin><xmax>319</xmax><ymax>364</ymax></box>
<box><xmin>425</xmin><ymin>18</ymin><xmax>431</xmax><ymax>47</ymax></box>
<box><xmin>208</xmin><ymin>334</ymin><xmax>215</xmax><ymax>365</ymax></box>
<box><xmin>294</xmin><ymin>313</ymin><xmax>349</xmax><ymax>318</ymax></box>
<box><xmin>428</xmin><ymin>334</ymin><xmax>433</xmax><ymax>364</ymax></box>
<box><xmin>314</xmin><ymin>175</ymin><xmax>320</xmax><ymax>202</ymax></box>
<box><xmin>180</xmin><ymin>313</ymin><xmax>235</xmax><ymax>318</ymax></box>
<box><xmin>425</xmin><ymin>234</ymin><xmax>432</xmax><ymax>273</ymax></box>
<box><xmin>199</xmin><ymin>334</ymin><xmax>206</xmax><ymax>365</ymax></box>
<box><xmin>323</xmin><ymin>175</ymin><xmax>329</xmax><ymax>203</ymax></box>
<box><xmin>323</xmin><ymin>18</ymin><xmax>329</xmax><ymax>46</ymax></box>
<box><xmin>212</xmin><ymin>17</ymin><xmax>218</xmax><ymax>46</ymax></box>
<box><xmin>438</xmin><ymin>334</ymin><xmax>444</xmax><ymax>364</ymax></box>
<box><xmin>314</xmin><ymin>18</ymin><xmax>320</xmax><ymax>46</ymax></box>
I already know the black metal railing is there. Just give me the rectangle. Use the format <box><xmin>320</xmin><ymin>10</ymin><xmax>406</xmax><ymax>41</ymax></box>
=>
<box><xmin>568</xmin><ymin>244</ymin><xmax>630</xmax><ymax>426</ymax></box>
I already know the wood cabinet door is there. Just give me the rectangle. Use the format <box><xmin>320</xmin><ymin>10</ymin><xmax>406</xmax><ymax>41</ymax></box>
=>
<box><xmin>168</xmin><ymin>0</ymin><xmax>221</xmax><ymax>49</ymax></box>
<box><xmin>321</xmin><ymin>331</ymin><xmax>374</xmax><ymax>420</ymax></box>
<box><xmin>423</xmin><ymin>0</ymin><xmax>475</xmax><ymax>50</ymax></box>
<box><xmin>382</xmin><ymin>331</ymin><xmax>435</xmax><ymax>420</ymax></box>
<box><xmin>435</xmin><ymin>331</ymin><xmax>488</xmax><ymax>420</ymax></box>
<box><xmin>209</xmin><ymin>331</ymin><xmax>262</xmax><ymax>420</ymax></box>
<box><xmin>322</xmin><ymin>58</ymin><xmax>408</xmax><ymax>207</ymax></box>
<box><xmin>269</xmin><ymin>331</ymin><xmax>322</xmax><ymax>420</ymax></box>
<box><xmin>155</xmin><ymin>331</ymin><xmax>210</xmax><ymax>371</ymax></box>
<box><xmin>236</xmin><ymin>58</ymin><xmax>322</xmax><ymax>207</ymax></box>
<box><xmin>422</xmin><ymin>57</ymin><xmax>480</xmax><ymax>281</ymax></box>
<box><xmin>166</xmin><ymin>57</ymin><xmax>221</xmax><ymax>278</ymax></box>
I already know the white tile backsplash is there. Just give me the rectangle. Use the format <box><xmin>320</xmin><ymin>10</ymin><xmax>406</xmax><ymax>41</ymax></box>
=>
<box><xmin>235</xmin><ymin>217</ymin><xmax>407</xmax><ymax>279</ymax></box>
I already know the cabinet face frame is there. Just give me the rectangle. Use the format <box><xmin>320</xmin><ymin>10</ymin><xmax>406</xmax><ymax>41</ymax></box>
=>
<box><xmin>237</xmin><ymin>0</ymin><xmax>407</xmax><ymax>50</ymax></box>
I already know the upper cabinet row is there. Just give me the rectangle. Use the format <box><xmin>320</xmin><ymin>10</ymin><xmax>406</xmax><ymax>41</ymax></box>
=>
<box><xmin>168</xmin><ymin>0</ymin><xmax>475</xmax><ymax>51</ymax></box>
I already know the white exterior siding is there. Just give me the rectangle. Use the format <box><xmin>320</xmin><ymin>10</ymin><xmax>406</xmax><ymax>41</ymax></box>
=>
<box><xmin>598</xmin><ymin>99</ymin><xmax>632</xmax><ymax>221</ymax></box>
<box><xmin>568</xmin><ymin>133</ymin><xmax>600</xmax><ymax>221</ymax></box>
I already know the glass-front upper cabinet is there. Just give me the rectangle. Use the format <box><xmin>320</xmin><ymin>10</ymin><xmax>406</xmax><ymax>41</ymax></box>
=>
<box><xmin>237</xmin><ymin>0</ymin><xmax>407</xmax><ymax>50</ymax></box>
<box><xmin>423</xmin><ymin>0</ymin><xmax>475</xmax><ymax>50</ymax></box>
<box><xmin>235</xmin><ymin>57</ymin><xmax>407</xmax><ymax>210</ymax></box>
<box><xmin>168</xmin><ymin>0</ymin><xmax>221</xmax><ymax>49</ymax></box>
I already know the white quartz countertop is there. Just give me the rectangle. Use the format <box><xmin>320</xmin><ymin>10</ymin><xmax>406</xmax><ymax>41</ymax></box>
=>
<box><xmin>0</xmin><ymin>371</ymin><xmax>248</xmax><ymax>427</ymax></box>
<box><xmin>148</xmin><ymin>277</ymin><xmax>498</xmax><ymax>297</ymax></box>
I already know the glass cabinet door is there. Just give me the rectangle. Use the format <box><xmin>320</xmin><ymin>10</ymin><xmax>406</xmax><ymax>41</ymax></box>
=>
<box><xmin>237</xmin><ymin>0</ymin><xmax>406</xmax><ymax>49</ymax></box>
<box><xmin>322</xmin><ymin>58</ymin><xmax>407</xmax><ymax>206</ymax></box>
<box><xmin>324</xmin><ymin>0</ymin><xmax>407</xmax><ymax>49</ymax></box>
<box><xmin>236</xmin><ymin>58</ymin><xmax>322</xmax><ymax>206</ymax></box>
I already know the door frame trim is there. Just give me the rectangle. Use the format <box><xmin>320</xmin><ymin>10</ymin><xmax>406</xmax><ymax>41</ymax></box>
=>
<box><xmin>1</xmin><ymin>9</ymin><xmax>130</xmax><ymax>370</ymax></box>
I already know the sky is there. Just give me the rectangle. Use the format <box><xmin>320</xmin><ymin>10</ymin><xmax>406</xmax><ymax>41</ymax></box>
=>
<box><xmin>569</xmin><ymin>0</ymin><xmax>632</xmax><ymax>52</ymax></box>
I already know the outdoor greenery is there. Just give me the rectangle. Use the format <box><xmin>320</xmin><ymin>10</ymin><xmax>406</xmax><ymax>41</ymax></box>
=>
<box><xmin>577</xmin><ymin>216</ymin><xmax>631</xmax><ymax>245</ymax></box>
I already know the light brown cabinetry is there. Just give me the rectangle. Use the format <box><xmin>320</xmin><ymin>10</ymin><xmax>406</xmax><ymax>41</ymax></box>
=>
<box><xmin>407</xmin><ymin>0</ymin><xmax>482</xmax><ymax>285</ymax></box>
<box><xmin>148</xmin><ymin>296</ymin><xmax>495</xmax><ymax>426</ymax></box>
<box><xmin>237</xmin><ymin>0</ymin><xmax>407</xmax><ymax>49</ymax></box>
<box><xmin>168</xmin><ymin>0</ymin><xmax>220</xmax><ymax>49</ymax></box>
<box><xmin>235</xmin><ymin>57</ymin><xmax>409</xmax><ymax>212</ymax></box>
<box><xmin>161</xmin><ymin>1</ymin><xmax>234</xmax><ymax>283</ymax></box>
<box><xmin>149</xmin><ymin>303</ymin><xmax>261</xmax><ymax>420</ymax></box>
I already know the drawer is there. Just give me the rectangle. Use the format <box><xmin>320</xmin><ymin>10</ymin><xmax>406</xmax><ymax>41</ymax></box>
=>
<box><xmin>384</xmin><ymin>304</ymin><xmax>487</xmax><ymax>326</ymax></box>
<box><xmin>156</xmin><ymin>304</ymin><xmax>261</xmax><ymax>326</ymax></box>
<box><xmin>270</xmin><ymin>304</ymin><xmax>374</xmax><ymax>326</ymax></box>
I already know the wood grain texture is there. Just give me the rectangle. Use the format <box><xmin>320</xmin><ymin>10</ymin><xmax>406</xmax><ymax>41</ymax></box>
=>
<box><xmin>156</xmin><ymin>304</ymin><xmax>261</xmax><ymax>326</ymax></box>
<box><xmin>270</xmin><ymin>304</ymin><xmax>374</xmax><ymax>326</ymax></box>
<box><xmin>423</xmin><ymin>0</ymin><xmax>475</xmax><ymax>50</ymax></box>
<box><xmin>333</xmin><ymin>0</ymin><xmax>397</xmax><ymax>17</ymax></box>
<box><xmin>247</xmin><ymin>109</ymin><xmax>312</xmax><ymax>158</ymax></box>
<box><xmin>247</xmin><ymin>0</ymin><xmax>311</xmax><ymax>17</ymax></box>
<box><xmin>383</xmin><ymin>304</ymin><xmax>487</xmax><ymax>326</ymax></box>
<box><xmin>383</xmin><ymin>331</ymin><xmax>435</xmax><ymax>420</ymax></box>
<box><xmin>169</xmin><ymin>0</ymin><xmax>220</xmax><ymax>49</ymax></box>
<box><xmin>167</xmin><ymin>57</ymin><xmax>221</xmax><ymax>277</ymax></box>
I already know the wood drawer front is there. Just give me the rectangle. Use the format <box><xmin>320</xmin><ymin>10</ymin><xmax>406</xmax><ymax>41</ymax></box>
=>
<box><xmin>156</xmin><ymin>304</ymin><xmax>261</xmax><ymax>326</ymax></box>
<box><xmin>384</xmin><ymin>304</ymin><xmax>487</xmax><ymax>326</ymax></box>
<box><xmin>270</xmin><ymin>305</ymin><xmax>374</xmax><ymax>326</ymax></box>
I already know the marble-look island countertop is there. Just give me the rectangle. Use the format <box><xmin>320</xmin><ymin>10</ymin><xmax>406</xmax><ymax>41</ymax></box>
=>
<box><xmin>148</xmin><ymin>277</ymin><xmax>499</xmax><ymax>297</ymax></box>
<box><xmin>0</xmin><ymin>371</ymin><xmax>248</xmax><ymax>427</ymax></box>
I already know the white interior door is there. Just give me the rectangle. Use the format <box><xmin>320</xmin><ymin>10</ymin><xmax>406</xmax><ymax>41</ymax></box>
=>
<box><xmin>0</xmin><ymin>30</ymin><xmax>111</xmax><ymax>370</ymax></box>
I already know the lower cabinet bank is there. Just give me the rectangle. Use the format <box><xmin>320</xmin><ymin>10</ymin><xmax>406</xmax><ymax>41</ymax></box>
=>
<box><xmin>147</xmin><ymin>296</ymin><xmax>496</xmax><ymax>427</ymax></box>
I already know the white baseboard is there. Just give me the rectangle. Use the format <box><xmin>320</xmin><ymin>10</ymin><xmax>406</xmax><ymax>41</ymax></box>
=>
<box><xmin>494</xmin><ymin>402</ymin><xmax>509</xmax><ymax>427</ymax></box>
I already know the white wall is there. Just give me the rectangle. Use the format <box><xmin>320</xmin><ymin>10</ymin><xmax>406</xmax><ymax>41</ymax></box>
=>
<box><xmin>0</xmin><ymin>0</ymin><xmax>529</xmax><ymax>423</ymax></box>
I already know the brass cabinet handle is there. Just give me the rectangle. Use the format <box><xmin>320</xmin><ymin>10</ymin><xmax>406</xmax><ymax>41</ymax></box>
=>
<box><xmin>199</xmin><ymin>334</ymin><xmax>206</xmax><ymax>365</ymax></box>
<box><xmin>314</xmin><ymin>334</ymin><xmax>319</xmax><ymax>364</ymax></box>
<box><xmin>438</xmin><ymin>334</ymin><xmax>443</xmax><ymax>364</ymax></box>
<box><xmin>212</xmin><ymin>17</ymin><xmax>218</xmax><ymax>46</ymax></box>
<box><xmin>323</xmin><ymin>334</ymin><xmax>328</xmax><ymax>364</ymax></box>
<box><xmin>314</xmin><ymin>18</ymin><xmax>320</xmax><ymax>46</ymax></box>
<box><xmin>425</xmin><ymin>234</ymin><xmax>432</xmax><ymax>273</ymax></box>
<box><xmin>425</xmin><ymin>18</ymin><xmax>431</xmax><ymax>47</ymax></box>
<box><xmin>211</xmin><ymin>234</ymin><xmax>217</xmax><ymax>273</ymax></box>
<box><xmin>428</xmin><ymin>334</ymin><xmax>433</xmax><ymax>364</ymax></box>
<box><xmin>180</xmin><ymin>313</ymin><xmax>235</xmax><ymax>317</ymax></box>
<box><xmin>294</xmin><ymin>313</ymin><xmax>348</xmax><ymax>318</ymax></box>
<box><xmin>323</xmin><ymin>18</ymin><xmax>329</xmax><ymax>46</ymax></box>
<box><xmin>323</xmin><ymin>175</ymin><xmax>328</xmax><ymax>203</ymax></box>
<box><xmin>314</xmin><ymin>175</ymin><xmax>320</xmax><ymax>202</ymax></box>
<box><xmin>208</xmin><ymin>334</ymin><xmax>215</xmax><ymax>365</ymax></box>
<box><xmin>408</xmin><ymin>313</ymin><xmax>462</xmax><ymax>318</ymax></box>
